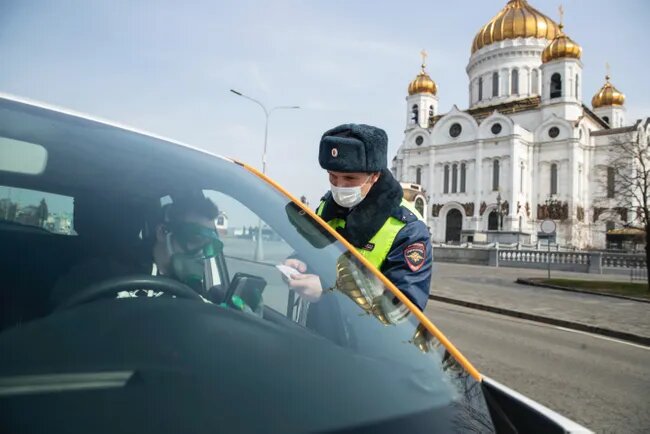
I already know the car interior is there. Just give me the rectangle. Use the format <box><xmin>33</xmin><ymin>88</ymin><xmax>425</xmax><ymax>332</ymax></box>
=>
<box><xmin>1</xmin><ymin>188</ymin><xmax>191</xmax><ymax>329</ymax></box>
<box><xmin>0</xmin><ymin>104</ymin><xmax>274</xmax><ymax>332</ymax></box>
<box><xmin>0</xmin><ymin>101</ymin><xmax>341</xmax><ymax>335</ymax></box>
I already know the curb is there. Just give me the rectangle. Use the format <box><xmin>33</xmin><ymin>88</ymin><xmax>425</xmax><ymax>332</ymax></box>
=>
<box><xmin>516</xmin><ymin>278</ymin><xmax>650</xmax><ymax>304</ymax></box>
<box><xmin>428</xmin><ymin>293</ymin><xmax>650</xmax><ymax>347</ymax></box>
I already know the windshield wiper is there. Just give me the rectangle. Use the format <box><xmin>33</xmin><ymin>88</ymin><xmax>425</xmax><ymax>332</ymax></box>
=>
<box><xmin>0</xmin><ymin>371</ymin><xmax>134</xmax><ymax>396</ymax></box>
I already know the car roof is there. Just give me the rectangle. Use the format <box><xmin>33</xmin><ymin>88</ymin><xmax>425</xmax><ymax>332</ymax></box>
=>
<box><xmin>0</xmin><ymin>93</ymin><xmax>241</xmax><ymax>201</ymax></box>
<box><xmin>0</xmin><ymin>92</ymin><xmax>232</xmax><ymax>164</ymax></box>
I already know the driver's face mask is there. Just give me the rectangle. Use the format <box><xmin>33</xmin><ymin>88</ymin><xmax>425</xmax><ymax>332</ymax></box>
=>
<box><xmin>164</xmin><ymin>222</ymin><xmax>223</xmax><ymax>291</ymax></box>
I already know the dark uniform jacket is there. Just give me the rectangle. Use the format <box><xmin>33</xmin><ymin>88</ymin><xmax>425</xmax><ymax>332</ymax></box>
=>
<box><xmin>317</xmin><ymin>169</ymin><xmax>432</xmax><ymax>310</ymax></box>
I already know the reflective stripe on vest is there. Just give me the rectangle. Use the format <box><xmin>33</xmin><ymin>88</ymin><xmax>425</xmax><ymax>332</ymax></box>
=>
<box><xmin>316</xmin><ymin>199</ymin><xmax>425</xmax><ymax>270</ymax></box>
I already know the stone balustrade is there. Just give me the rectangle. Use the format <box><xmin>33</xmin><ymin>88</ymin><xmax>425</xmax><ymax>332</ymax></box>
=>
<box><xmin>496</xmin><ymin>250</ymin><xmax>593</xmax><ymax>273</ymax></box>
<box><xmin>433</xmin><ymin>245</ymin><xmax>646</xmax><ymax>275</ymax></box>
<box><xmin>602</xmin><ymin>253</ymin><xmax>647</xmax><ymax>269</ymax></box>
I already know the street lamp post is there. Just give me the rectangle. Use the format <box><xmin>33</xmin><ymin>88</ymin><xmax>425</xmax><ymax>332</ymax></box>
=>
<box><xmin>230</xmin><ymin>89</ymin><xmax>300</xmax><ymax>261</ymax></box>
<box><xmin>542</xmin><ymin>196</ymin><xmax>557</xmax><ymax>279</ymax></box>
<box><xmin>496</xmin><ymin>192</ymin><xmax>503</xmax><ymax>231</ymax></box>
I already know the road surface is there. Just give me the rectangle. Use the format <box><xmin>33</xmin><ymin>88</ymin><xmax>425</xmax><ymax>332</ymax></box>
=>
<box><xmin>425</xmin><ymin>301</ymin><xmax>650</xmax><ymax>433</ymax></box>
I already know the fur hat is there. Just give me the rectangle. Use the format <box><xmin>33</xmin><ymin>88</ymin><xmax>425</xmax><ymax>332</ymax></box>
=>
<box><xmin>318</xmin><ymin>123</ymin><xmax>388</xmax><ymax>172</ymax></box>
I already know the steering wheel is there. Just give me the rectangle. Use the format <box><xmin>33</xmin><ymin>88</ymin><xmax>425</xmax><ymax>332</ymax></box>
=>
<box><xmin>56</xmin><ymin>274</ymin><xmax>204</xmax><ymax>310</ymax></box>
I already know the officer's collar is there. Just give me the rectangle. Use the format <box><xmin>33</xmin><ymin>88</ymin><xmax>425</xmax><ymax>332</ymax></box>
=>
<box><xmin>320</xmin><ymin>168</ymin><xmax>403</xmax><ymax>247</ymax></box>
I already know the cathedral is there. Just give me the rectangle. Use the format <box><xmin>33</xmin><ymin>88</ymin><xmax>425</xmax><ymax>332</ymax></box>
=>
<box><xmin>392</xmin><ymin>0</ymin><xmax>649</xmax><ymax>249</ymax></box>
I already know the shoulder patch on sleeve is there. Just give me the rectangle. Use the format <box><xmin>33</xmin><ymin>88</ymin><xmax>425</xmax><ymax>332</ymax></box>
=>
<box><xmin>404</xmin><ymin>242</ymin><xmax>426</xmax><ymax>272</ymax></box>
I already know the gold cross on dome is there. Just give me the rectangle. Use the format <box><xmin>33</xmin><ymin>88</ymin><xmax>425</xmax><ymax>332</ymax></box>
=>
<box><xmin>420</xmin><ymin>49</ymin><xmax>428</xmax><ymax>69</ymax></box>
<box><xmin>606</xmin><ymin>62</ymin><xmax>611</xmax><ymax>80</ymax></box>
<box><xmin>558</xmin><ymin>4</ymin><xmax>564</xmax><ymax>25</ymax></box>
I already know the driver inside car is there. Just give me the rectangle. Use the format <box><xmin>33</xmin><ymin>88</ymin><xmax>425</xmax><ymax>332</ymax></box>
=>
<box><xmin>50</xmin><ymin>196</ymin><xmax>225</xmax><ymax>307</ymax></box>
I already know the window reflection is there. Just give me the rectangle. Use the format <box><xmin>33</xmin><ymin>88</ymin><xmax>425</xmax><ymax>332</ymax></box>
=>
<box><xmin>334</xmin><ymin>251</ymin><xmax>411</xmax><ymax>325</ymax></box>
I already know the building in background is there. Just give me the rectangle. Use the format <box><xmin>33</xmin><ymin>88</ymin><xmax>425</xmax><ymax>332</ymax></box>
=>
<box><xmin>392</xmin><ymin>0</ymin><xmax>649</xmax><ymax>248</ymax></box>
<box><xmin>400</xmin><ymin>182</ymin><xmax>428</xmax><ymax>220</ymax></box>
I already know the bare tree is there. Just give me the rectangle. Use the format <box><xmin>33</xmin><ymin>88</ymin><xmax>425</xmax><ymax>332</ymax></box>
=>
<box><xmin>604</xmin><ymin>131</ymin><xmax>649</xmax><ymax>289</ymax></box>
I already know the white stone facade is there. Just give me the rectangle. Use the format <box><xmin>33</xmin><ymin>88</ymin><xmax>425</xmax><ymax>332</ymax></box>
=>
<box><xmin>393</xmin><ymin>34</ymin><xmax>648</xmax><ymax>249</ymax></box>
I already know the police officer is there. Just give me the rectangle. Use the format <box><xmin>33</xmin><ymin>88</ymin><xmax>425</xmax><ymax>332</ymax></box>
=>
<box><xmin>286</xmin><ymin>123</ymin><xmax>432</xmax><ymax>310</ymax></box>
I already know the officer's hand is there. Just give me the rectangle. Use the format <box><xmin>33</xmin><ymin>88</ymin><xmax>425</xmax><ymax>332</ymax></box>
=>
<box><xmin>288</xmin><ymin>273</ymin><xmax>323</xmax><ymax>302</ymax></box>
<box><xmin>283</xmin><ymin>258</ymin><xmax>307</xmax><ymax>273</ymax></box>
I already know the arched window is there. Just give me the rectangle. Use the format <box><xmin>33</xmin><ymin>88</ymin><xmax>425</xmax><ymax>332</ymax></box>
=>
<box><xmin>452</xmin><ymin>164</ymin><xmax>458</xmax><ymax>193</ymax></box>
<box><xmin>416</xmin><ymin>167</ymin><xmax>422</xmax><ymax>185</ymax></box>
<box><xmin>488</xmin><ymin>211</ymin><xmax>499</xmax><ymax>230</ymax></box>
<box><xmin>460</xmin><ymin>163</ymin><xmax>466</xmax><ymax>193</ymax></box>
<box><xmin>415</xmin><ymin>198</ymin><xmax>425</xmax><ymax>217</ymax></box>
<box><xmin>532</xmin><ymin>69</ymin><xmax>539</xmax><ymax>94</ymax></box>
<box><xmin>607</xmin><ymin>166</ymin><xmax>615</xmax><ymax>198</ymax></box>
<box><xmin>550</xmin><ymin>163</ymin><xmax>558</xmax><ymax>195</ymax></box>
<box><xmin>429</xmin><ymin>105</ymin><xmax>434</xmax><ymax>119</ymax></box>
<box><xmin>492</xmin><ymin>160</ymin><xmax>500</xmax><ymax>191</ymax></box>
<box><xmin>492</xmin><ymin>72</ymin><xmax>499</xmax><ymax>97</ymax></box>
<box><xmin>445</xmin><ymin>209</ymin><xmax>463</xmax><ymax>242</ymax></box>
<box><xmin>478</xmin><ymin>77</ymin><xmax>483</xmax><ymax>101</ymax></box>
<box><xmin>575</xmin><ymin>74</ymin><xmax>579</xmax><ymax>98</ymax></box>
<box><xmin>550</xmin><ymin>73</ymin><xmax>562</xmax><ymax>98</ymax></box>
<box><xmin>602</xmin><ymin>116</ymin><xmax>610</xmax><ymax>125</ymax></box>
<box><xmin>443</xmin><ymin>165</ymin><xmax>449</xmax><ymax>194</ymax></box>
<box><xmin>411</xmin><ymin>105</ymin><xmax>419</xmax><ymax>124</ymax></box>
<box><xmin>511</xmin><ymin>69</ymin><xmax>519</xmax><ymax>95</ymax></box>
<box><xmin>520</xmin><ymin>163</ymin><xmax>524</xmax><ymax>193</ymax></box>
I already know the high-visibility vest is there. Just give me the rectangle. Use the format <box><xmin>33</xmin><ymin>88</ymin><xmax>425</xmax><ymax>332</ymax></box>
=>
<box><xmin>316</xmin><ymin>199</ymin><xmax>424</xmax><ymax>270</ymax></box>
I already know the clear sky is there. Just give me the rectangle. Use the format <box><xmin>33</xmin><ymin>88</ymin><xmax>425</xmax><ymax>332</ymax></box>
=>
<box><xmin>1</xmin><ymin>0</ymin><xmax>648</xmax><ymax>206</ymax></box>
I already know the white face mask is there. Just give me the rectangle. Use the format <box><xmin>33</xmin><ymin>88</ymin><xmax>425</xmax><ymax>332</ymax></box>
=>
<box><xmin>330</xmin><ymin>176</ymin><xmax>371</xmax><ymax>208</ymax></box>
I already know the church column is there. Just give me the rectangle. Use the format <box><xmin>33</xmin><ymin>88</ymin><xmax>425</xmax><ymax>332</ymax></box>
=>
<box><xmin>473</xmin><ymin>140</ymin><xmax>484</xmax><ymax>230</ymax></box>
<box><xmin>531</xmin><ymin>143</ymin><xmax>540</xmax><ymax>241</ymax></box>
<box><xmin>509</xmin><ymin>138</ymin><xmax>517</xmax><ymax>230</ymax></box>
<box><xmin>568</xmin><ymin>139</ymin><xmax>579</xmax><ymax>245</ymax></box>
<box><xmin>522</xmin><ymin>67</ymin><xmax>530</xmax><ymax>97</ymax></box>
<box><xmin>503</xmin><ymin>67</ymin><xmax>511</xmax><ymax>99</ymax></box>
<box><xmin>585</xmin><ymin>145</ymin><xmax>594</xmax><ymax>232</ymax></box>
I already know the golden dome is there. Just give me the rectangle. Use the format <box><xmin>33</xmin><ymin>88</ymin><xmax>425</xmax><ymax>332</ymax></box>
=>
<box><xmin>472</xmin><ymin>0</ymin><xmax>560</xmax><ymax>54</ymax></box>
<box><xmin>541</xmin><ymin>24</ymin><xmax>582</xmax><ymax>63</ymax></box>
<box><xmin>408</xmin><ymin>65</ymin><xmax>437</xmax><ymax>96</ymax></box>
<box><xmin>592</xmin><ymin>75</ymin><xmax>625</xmax><ymax>108</ymax></box>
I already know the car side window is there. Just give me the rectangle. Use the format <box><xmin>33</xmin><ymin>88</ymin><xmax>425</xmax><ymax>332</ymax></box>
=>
<box><xmin>0</xmin><ymin>185</ymin><xmax>75</xmax><ymax>235</ymax></box>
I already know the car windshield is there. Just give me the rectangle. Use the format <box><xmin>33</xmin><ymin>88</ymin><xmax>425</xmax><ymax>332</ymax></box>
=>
<box><xmin>0</xmin><ymin>97</ymin><xmax>494</xmax><ymax>433</ymax></box>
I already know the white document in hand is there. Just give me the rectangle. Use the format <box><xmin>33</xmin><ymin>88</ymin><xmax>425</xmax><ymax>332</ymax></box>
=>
<box><xmin>275</xmin><ymin>264</ymin><xmax>301</xmax><ymax>280</ymax></box>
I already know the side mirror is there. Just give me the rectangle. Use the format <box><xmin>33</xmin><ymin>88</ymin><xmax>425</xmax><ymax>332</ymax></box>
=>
<box><xmin>285</xmin><ymin>202</ymin><xmax>334</xmax><ymax>249</ymax></box>
<box><xmin>222</xmin><ymin>272</ymin><xmax>266</xmax><ymax>313</ymax></box>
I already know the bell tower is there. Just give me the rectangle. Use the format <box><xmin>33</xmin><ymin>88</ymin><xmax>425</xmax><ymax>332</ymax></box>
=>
<box><xmin>406</xmin><ymin>50</ymin><xmax>438</xmax><ymax>130</ymax></box>
<box><xmin>540</xmin><ymin>6</ymin><xmax>583</xmax><ymax>121</ymax></box>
